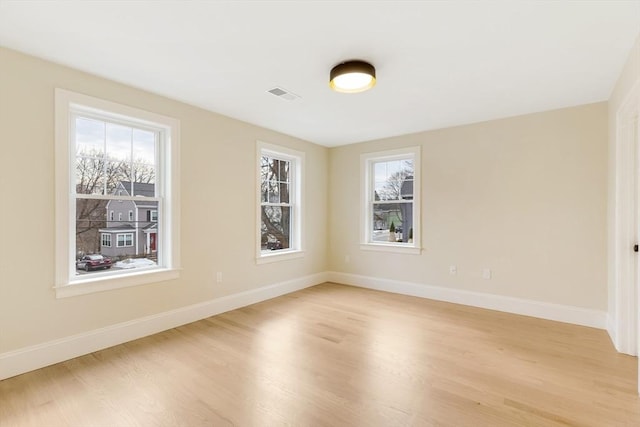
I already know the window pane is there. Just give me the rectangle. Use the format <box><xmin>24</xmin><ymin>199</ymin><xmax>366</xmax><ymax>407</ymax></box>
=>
<box><xmin>278</xmin><ymin>182</ymin><xmax>290</xmax><ymax>204</ymax></box>
<box><xmin>105</xmin><ymin>123</ymin><xmax>132</xmax><ymax>162</ymax></box>
<box><xmin>132</xmin><ymin>129</ymin><xmax>155</xmax><ymax>165</ymax></box>
<box><xmin>130</xmin><ymin>163</ymin><xmax>156</xmax><ymax>189</ymax></box>
<box><xmin>268</xmin><ymin>180</ymin><xmax>280</xmax><ymax>203</ymax></box>
<box><xmin>278</xmin><ymin>159</ymin><xmax>290</xmax><ymax>183</ymax></box>
<box><xmin>76</xmin><ymin>155</ymin><xmax>107</xmax><ymax>195</ymax></box>
<box><xmin>106</xmin><ymin>161</ymin><xmax>128</xmax><ymax>195</ymax></box>
<box><xmin>75</xmin><ymin>117</ymin><xmax>104</xmax><ymax>157</ymax></box>
<box><xmin>271</xmin><ymin>159</ymin><xmax>280</xmax><ymax>181</ymax></box>
<box><xmin>400</xmin><ymin>176</ymin><xmax>414</xmax><ymax>200</ymax></box>
<box><xmin>371</xmin><ymin>202</ymin><xmax>413</xmax><ymax>243</ymax></box>
<box><xmin>261</xmin><ymin>206</ymin><xmax>291</xmax><ymax>251</ymax></box>
<box><xmin>260</xmin><ymin>156</ymin><xmax>270</xmax><ymax>176</ymax></box>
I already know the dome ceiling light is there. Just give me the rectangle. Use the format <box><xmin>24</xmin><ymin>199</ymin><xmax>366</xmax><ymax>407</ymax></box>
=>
<box><xmin>329</xmin><ymin>60</ymin><xmax>376</xmax><ymax>93</ymax></box>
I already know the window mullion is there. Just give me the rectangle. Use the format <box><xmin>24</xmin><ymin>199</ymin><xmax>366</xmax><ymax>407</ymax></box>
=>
<box><xmin>102</xmin><ymin>121</ymin><xmax>107</xmax><ymax>196</ymax></box>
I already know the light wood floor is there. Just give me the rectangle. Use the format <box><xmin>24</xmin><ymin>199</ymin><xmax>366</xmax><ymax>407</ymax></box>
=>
<box><xmin>1</xmin><ymin>283</ymin><xmax>639</xmax><ymax>427</ymax></box>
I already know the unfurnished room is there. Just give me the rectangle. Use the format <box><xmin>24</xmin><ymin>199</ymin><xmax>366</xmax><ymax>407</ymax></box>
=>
<box><xmin>1</xmin><ymin>1</ymin><xmax>640</xmax><ymax>426</ymax></box>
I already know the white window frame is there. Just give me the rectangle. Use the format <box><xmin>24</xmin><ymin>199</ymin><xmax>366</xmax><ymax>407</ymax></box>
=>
<box><xmin>101</xmin><ymin>233</ymin><xmax>112</xmax><ymax>248</ymax></box>
<box><xmin>116</xmin><ymin>233</ymin><xmax>134</xmax><ymax>248</ymax></box>
<box><xmin>150</xmin><ymin>210</ymin><xmax>158</xmax><ymax>221</ymax></box>
<box><xmin>128</xmin><ymin>210</ymin><xmax>134</xmax><ymax>221</ymax></box>
<box><xmin>54</xmin><ymin>89</ymin><xmax>181</xmax><ymax>298</ymax></box>
<box><xmin>109</xmin><ymin>211</ymin><xmax>114</xmax><ymax>221</ymax></box>
<box><xmin>361</xmin><ymin>146</ymin><xmax>421</xmax><ymax>254</ymax></box>
<box><xmin>118</xmin><ymin>212</ymin><xmax>123</xmax><ymax>221</ymax></box>
<box><xmin>256</xmin><ymin>141</ymin><xmax>304</xmax><ymax>264</ymax></box>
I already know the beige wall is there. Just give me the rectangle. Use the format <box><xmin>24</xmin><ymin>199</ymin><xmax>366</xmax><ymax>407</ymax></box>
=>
<box><xmin>0</xmin><ymin>44</ymin><xmax>614</xmax><ymax>355</ymax></box>
<box><xmin>607</xmin><ymin>33</ymin><xmax>640</xmax><ymax>317</ymax></box>
<box><xmin>0</xmin><ymin>47</ymin><xmax>329</xmax><ymax>353</ymax></box>
<box><xmin>328</xmin><ymin>103</ymin><xmax>608</xmax><ymax>310</ymax></box>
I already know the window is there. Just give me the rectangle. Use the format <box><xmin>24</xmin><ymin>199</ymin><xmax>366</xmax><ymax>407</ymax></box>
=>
<box><xmin>361</xmin><ymin>147</ymin><xmax>421</xmax><ymax>254</ymax></box>
<box><xmin>55</xmin><ymin>89</ymin><xmax>181</xmax><ymax>298</ymax></box>
<box><xmin>256</xmin><ymin>141</ymin><xmax>304</xmax><ymax>263</ymax></box>
<box><xmin>150</xmin><ymin>210</ymin><xmax>158</xmax><ymax>221</ymax></box>
<box><xmin>116</xmin><ymin>233</ymin><xmax>134</xmax><ymax>247</ymax></box>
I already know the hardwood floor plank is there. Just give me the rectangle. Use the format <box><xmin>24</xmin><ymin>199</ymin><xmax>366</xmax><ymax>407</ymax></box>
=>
<box><xmin>1</xmin><ymin>283</ymin><xmax>639</xmax><ymax>426</ymax></box>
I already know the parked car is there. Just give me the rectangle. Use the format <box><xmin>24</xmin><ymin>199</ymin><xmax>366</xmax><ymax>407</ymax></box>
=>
<box><xmin>266</xmin><ymin>240</ymin><xmax>283</xmax><ymax>250</ymax></box>
<box><xmin>114</xmin><ymin>258</ymin><xmax>157</xmax><ymax>269</ymax></box>
<box><xmin>76</xmin><ymin>254</ymin><xmax>112</xmax><ymax>271</ymax></box>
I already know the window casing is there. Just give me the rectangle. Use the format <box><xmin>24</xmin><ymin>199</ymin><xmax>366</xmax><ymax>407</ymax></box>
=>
<box><xmin>361</xmin><ymin>147</ymin><xmax>421</xmax><ymax>254</ymax></box>
<box><xmin>256</xmin><ymin>141</ymin><xmax>304</xmax><ymax>263</ymax></box>
<box><xmin>116</xmin><ymin>233</ymin><xmax>134</xmax><ymax>247</ymax></box>
<box><xmin>128</xmin><ymin>210</ymin><xmax>134</xmax><ymax>221</ymax></box>
<box><xmin>55</xmin><ymin>89</ymin><xmax>180</xmax><ymax>298</ymax></box>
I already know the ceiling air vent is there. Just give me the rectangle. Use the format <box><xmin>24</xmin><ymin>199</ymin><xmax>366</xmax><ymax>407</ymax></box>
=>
<box><xmin>267</xmin><ymin>87</ymin><xmax>300</xmax><ymax>101</ymax></box>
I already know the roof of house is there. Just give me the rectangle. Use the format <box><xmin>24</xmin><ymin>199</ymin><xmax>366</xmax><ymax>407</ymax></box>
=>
<box><xmin>119</xmin><ymin>181</ymin><xmax>155</xmax><ymax>198</ymax></box>
<box><xmin>98</xmin><ymin>224</ymin><xmax>136</xmax><ymax>233</ymax></box>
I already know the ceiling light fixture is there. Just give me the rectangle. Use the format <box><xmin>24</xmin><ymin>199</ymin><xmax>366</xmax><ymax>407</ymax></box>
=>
<box><xmin>329</xmin><ymin>60</ymin><xmax>376</xmax><ymax>93</ymax></box>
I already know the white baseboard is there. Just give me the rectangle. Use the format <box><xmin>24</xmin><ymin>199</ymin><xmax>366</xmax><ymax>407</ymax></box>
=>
<box><xmin>327</xmin><ymin>271</ymin><xmax>607</xmax><ymax>329</ymax></box>
<box><xmin>0</xmin><ymin>271</ymin><xmax>610</xmax><ymax>381</ymax></box>
<box><xmin>607</xmin><ymin>314</ymin><xmax>618</xmax><ymax>350</ymax></box>
<box><xmin>0</xmin><ymin>272</ymin><xmax>327</xmax><ymax>380</ymax></box>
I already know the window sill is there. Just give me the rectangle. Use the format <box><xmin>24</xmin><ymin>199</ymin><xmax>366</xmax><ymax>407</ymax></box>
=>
<box><xmin>360</xmin><ymin>243</ymin><xmax>422</xmax><ymax>255</ymax></box>
<box><xmin>256</xmin><ymin>250</ymin><xmax>305</xmax><ymax>264</ymax></box>
<box><xmin>54</xmin><ymin>268</ymin><xmax>181</xmax><ymax>298</ymax></box>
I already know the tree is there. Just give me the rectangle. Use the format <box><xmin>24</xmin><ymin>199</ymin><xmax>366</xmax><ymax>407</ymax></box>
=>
<box><xmin>377</xmin><ymin>160</ymin><xmax>413</xmax><ymax>201</ymax></box>
<box><xmin>260</xmin><ymin>156</ymin><xmax>290</xmax><ymax>249</ymax></box>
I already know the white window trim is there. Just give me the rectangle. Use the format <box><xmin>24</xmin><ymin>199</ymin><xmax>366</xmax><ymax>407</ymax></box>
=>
<box><xmin>116</xmin><ymin>233</ymin><xmax>134</xmax><ymax>248</ymax></box>
<box><xmin>360</xmin><ymin>146</ymin><xmax>421</xmax><ymax>255</ymax></box>
<box><xmin>256</xmin><ymin>141</ymin><xmax>305</xmax><ymax>264</ymax></box>
<box><xmin>54</xmin><ymin>88</ymin><xmax>181</xmax><ymax>298</ymax></box>
<box><xmin>101</xmin><ymin>233</ymin><xmax>112</xmax><ymax>248</ymax></box>
<box><xmin>150</xmin><ymin>210</ymin><xmax>158</xmax><ymax>221</ymax></box>
<box><xmin>128</xmin><ymin>210</ymin><xmax>134</xmax><ymax>221</ymax></box>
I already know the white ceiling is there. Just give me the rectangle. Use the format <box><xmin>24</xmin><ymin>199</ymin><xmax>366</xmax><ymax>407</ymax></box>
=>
<box><xmin>0</xmin><ymin>1</ymin><xmax>638</xmax><ymax>147</ymax></box>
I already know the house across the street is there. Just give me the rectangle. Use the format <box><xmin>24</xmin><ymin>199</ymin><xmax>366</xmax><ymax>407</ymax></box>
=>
<box><xmin>98</xmin><ymin>181</ymin><xmax>158</xmax><ymax>259</ymax></box>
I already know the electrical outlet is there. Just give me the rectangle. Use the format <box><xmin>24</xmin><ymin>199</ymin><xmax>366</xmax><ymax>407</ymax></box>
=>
<box><xmin>449</xmin><ymin>265</ymin><xmax>457</xmax><ymax>275</ymax></box>
<box><xmin>216</xmin><ymin>272</ymin><xmax>223</xmax><ymax>283</ymax></box>
<box><xmin>482</xmin><ymin>268</ymin><xmax>491</xmax><ymax>279</ymax></box>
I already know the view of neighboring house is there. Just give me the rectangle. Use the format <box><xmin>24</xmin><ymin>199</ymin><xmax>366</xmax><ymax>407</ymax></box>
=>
<box><xmin>98</xmin><ymin>181</ymin><xmax>158</xmax><ymax>259</ymax></box>
<box><xmin>372</xmin><ymin>174</ymin><xmax>414</xmax><ymax>243</ymax></box>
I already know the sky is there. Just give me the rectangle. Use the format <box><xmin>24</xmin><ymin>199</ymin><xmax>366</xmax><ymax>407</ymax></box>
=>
<box><xmin>75</xmin><ymin>116</ymin><xmax>156</xmax><ymax>165</ymax></box>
